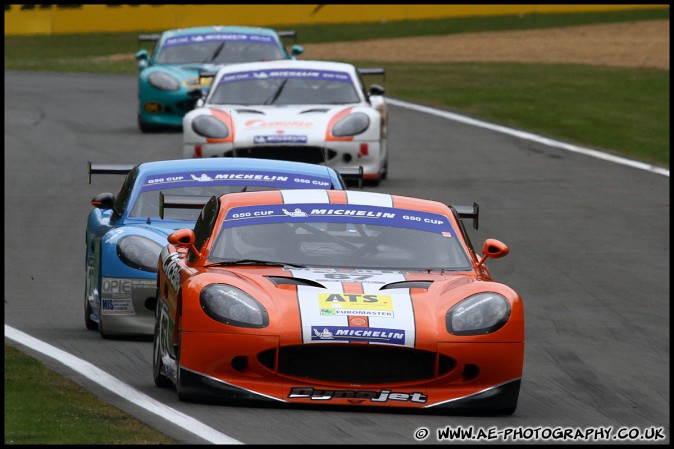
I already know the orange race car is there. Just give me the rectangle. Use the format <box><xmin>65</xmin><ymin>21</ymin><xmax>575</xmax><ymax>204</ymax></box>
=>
<box><xmin>153</xmin><ymin>189</ymin><xmax>524</xmax><ymax>414</ymax></box>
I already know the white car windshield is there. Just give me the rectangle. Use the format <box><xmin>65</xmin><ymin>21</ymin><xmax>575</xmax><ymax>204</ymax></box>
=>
<box><xmin>208</xmin><ymin>203</ymin><xmax>472</xmax><ymax>271</ymax></box>
<box><xmin>208</xmin><ymin>68</ymin><xmax>361</xmax><ymax>105</ymax></box>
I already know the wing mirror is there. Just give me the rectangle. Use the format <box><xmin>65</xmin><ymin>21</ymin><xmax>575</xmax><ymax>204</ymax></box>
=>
<box><xmin>369</xmin><ymin>84</ymin><xmax>385</xmax><ymax>96</ymax></box>
<box><xmin>168</xmin><ymin>229</ymin><xmax>201</xmax><ymax>258</ymax></box>
<box><xmin>475</xmin><ymin>239</ymin><xmax>509</xmax><ymax>269</ymax></box>
<box><xmin>291</xmin><ymin>44</ymin><xmax>304</xmax><ymax>57</ymax></box>
<box><xmin>91</xmin><ymin>192</ymin><xmax>114</xmax><ymax>209</ymax></box>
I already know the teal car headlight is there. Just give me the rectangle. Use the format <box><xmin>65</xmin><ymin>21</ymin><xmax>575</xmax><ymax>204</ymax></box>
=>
<box><xmin>192</xmin><ymin>115</ymin><xmax>230</xmax><ymax>139</ymax></box>
<box><xmin>200</xmin><ymin>284</ymin><xmax>269</xmax><ymax>328</ymax></box>
<box><xmin>148</xmin><ymin>71</ymin><xmax>180</xmax><ymax>91</ymax></box>
<box><xmin>332</xmin><ymin>112</ymin><xmax>370</xmax><ymax>137</ymax></box>
<box><xmin>446</xmin><ymin>293</ymin><xmax>510</xmax><ymax>335</ymax></box>
<box><xmin>117</xmin><ymin>235</ymin><xmax>163</xmax><ymax>272</ymax></box>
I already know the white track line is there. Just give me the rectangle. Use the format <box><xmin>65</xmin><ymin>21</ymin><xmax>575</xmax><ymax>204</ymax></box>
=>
<box><xmin>4</xmin><ymin>325</ymin><xmax>242</xmax><ymax>445</ymax></box>
<box><xmin>388</xmin><ymin>98</ymin><xmax>669</xmax><ymax>177</ymax></box>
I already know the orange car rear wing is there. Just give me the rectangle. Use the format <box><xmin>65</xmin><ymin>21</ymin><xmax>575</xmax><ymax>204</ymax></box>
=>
<box><xmin>358</xmin><ymin>67</ymin><xmax>385</xmax><ymax>82</ymax></box>
<box><xmin>88</xmin><ymin>162</ymin><xmax>135</xmax><ymax>184</ymax></box>
<box><xmin>451</xmin><ymin>202</ymin><xmax>479</xmax><ymax>230</ymax></box>
<box><xmin>159</xmin><ymin>193</ymin><xmax>213</xmax><ymax>219</ymax></box>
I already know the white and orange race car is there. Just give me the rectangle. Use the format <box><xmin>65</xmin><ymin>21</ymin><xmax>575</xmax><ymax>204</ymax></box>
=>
<box><xmin>154</xmin><ymin>189</ymin><xmax>524</xmax><ymax>414</ymax></box>
<box><xmin>182</xmin><ymin>60</ymin><xmax>388</xmax><ymax>185</ymax></box>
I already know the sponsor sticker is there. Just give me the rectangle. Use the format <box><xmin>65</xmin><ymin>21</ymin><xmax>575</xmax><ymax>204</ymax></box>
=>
<box><xmin>288</xmin><ymin>387</ymin><xmax>427</xmax><ymax>403</ymax></box>
<box><xmin>319</xmin><ymin>293</ymin><xmax>394</xmax><ymax>317</ymax></box>
<box><xmin>222</xmin><ymin>203</ymin><xmax>456</xmax><ymax>235</ymax></box>
<box><xmin>140</xmin><ymin>170</ymin><xmax>331</xmax><ymax>192</ymax></box>
<box><xmin>101</xmin><ymin>298</ymin><xmax>134</xmax><ymax>315</ymax></box>
<box><xmin>253</xmin><ymin>135</ymin><xmax>308</xmax><ymax>144</ymax></box>
<box><xmin>311</xmin><ymin>325</ymin><xmax>405</xmax><ymax>345</ymax></box>
<box><xmin>219</xmin><ymin>69</ymin><xmax>352</xmax><ymax>85</ymax></box>
<box><xmin>163</xmin><ymin>33</ymin><xmax>276</xmax><ymax>48</ymax></box>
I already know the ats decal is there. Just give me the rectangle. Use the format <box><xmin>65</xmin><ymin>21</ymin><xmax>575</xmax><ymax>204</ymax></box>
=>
<box><xmin>311</xmin><ymin>326</ymin><xmax>405</xmax><ymax>345</ymax></box>
<box><xmin>288</xmin><ymin>387</ymin><xmax>427</xmax><ymax>403</ymax></box>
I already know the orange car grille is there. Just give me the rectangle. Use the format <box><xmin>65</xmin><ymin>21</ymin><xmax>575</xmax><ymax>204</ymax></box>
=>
<box><xmin>258</xmin><ymin>344</ymin><xmax>455</xmax><ymax>384</ymax></box>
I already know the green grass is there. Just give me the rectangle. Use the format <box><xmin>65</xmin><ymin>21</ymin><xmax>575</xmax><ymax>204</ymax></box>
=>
<box><xmin>4</xmin><ymin>345</ymin><xmax>177</xmax><ymax>444</ymax></box>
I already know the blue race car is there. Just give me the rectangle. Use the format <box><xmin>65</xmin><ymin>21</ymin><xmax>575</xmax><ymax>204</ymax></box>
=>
<box><xmin>85</xmin><ymin>158</ymin><xmax>354</xmax><ymax>339</ymax></box>
<box><xmin>135</xmin><ymin>26</ymin><xmax>304</xmax><ymax>132</ymax></box>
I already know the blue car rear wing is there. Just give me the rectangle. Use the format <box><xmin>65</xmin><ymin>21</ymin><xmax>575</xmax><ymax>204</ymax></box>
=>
<box><xmin>88</xmin><ymin>162</ymin><xmax>135</xmax><ymax>184</ymax></box>
<box><xmin>451</xmin><ymin>202</ymin><xmax>479</xmax><ymax>230</ymax></box>
<box><xmin>159</xmin><ymin>193</ymin><xmax>212</xmax><ymax>219</ymax></box>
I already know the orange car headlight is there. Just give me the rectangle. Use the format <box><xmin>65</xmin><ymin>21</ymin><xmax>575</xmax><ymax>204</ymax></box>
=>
<box><xmin>446</xmin><ymin>293</ymin><xmax>510</xmax><ymax>335</ymax></box>
<box><xmin>200</xmin><ymin>284</ymin><xmax>268</xmax><ymax>328</ymax></box>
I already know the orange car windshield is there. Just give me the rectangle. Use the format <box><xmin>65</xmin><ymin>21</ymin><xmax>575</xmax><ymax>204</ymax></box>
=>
<box><xmin>209</xmin><ymin>205</ymin><xmax>472</xmax><ymax>271</ymax></box>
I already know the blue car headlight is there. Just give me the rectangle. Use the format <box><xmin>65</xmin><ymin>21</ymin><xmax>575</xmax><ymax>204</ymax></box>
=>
<box><xmin>331</xmin><ymin>112</ymin><xmax>370</xmax><ymax>137</ymax></box>
<box><xmin>200</xmin><ymin>284</ymin><xmax>269</xmax><ymax>328</ymax></box>
<box><xmin>446</xmin><ymin>293</ymin><xmax>510</xmax><ymax>335</ymax></box>
<box><xmin>192</xmin><ymin>115</ymin><xmax>230</xmax><ymax>139</ymax></box>
<box><xmin>148</xmin><ymin>71</ymin><xmax>180</xmax><ymax>91</ymax></box>
<box><xmin>116</xmin><ymin>235</ymin><xmax>163</xmax><ymax>273</ymax></box>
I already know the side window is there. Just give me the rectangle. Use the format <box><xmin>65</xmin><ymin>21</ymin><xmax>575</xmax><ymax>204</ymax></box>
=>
<box><xmin>112</xmin><ymin>166</ymin><xmax>138</xmax><ymax>219</ymax></box>
<box><xmin>189</xmin><ymin>195</ymin><xmax>219</xmax><ymax>262</ymax></box>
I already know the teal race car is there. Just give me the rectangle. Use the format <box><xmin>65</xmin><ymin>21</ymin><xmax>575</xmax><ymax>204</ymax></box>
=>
<box><xmin>135</xmin><ymin>26</ymin><xmax>304</xmax><ymax>132</ymax></box>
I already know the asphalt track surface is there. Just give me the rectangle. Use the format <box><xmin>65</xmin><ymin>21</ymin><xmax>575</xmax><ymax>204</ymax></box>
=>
<box><xmin>4</xmin><ymin>71</ymin><xmax>670</xmax><ymax>444</ymax></box>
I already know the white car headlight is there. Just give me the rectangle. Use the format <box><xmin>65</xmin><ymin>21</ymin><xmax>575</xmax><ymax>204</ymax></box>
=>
<box><xmin>200</xmin><ymin>284</ymin><xmax>269</xmax><ymax>328</ymax></box>
<box><xmin>331</xmin><ymin>112</ymin><xmax>370</xmax><ymax>137</ymax></box>
<box><xmin>117</xmin><ymin>235</ymin><xmax>163</xmax><ymax>272</ymax></box>
<box><xmin>148</xmin><ymin>71</ymin><xmax>180</xmax><ymax>91</ymax></box>
<box><xmin>446</xmin><ymin>293</ymin><xmax>510</xmax><ymax>335</ymax></box>
<box><xmin>192</xmin><ymin>115</ymin><xmax>230</xmax><ymax>139</ymax></box>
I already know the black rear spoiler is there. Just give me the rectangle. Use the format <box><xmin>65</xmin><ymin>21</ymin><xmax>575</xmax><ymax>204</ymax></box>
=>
<box><xmin>159</xmin><ymin>193</ymin><xmax>212</xmax><ymax>219</ymax></box>
<box><xmin>451</xmin><ymin>202</ymin><xmax>479</xmax><ymax>230</ymax></box>
<box><xmin>88</xmin><ymin>162</ymin><xmax>134</xmax><ymax>184</ymax></box>
<box><xmin>138</xmin><ymin>33</ymin><xmax>161</xmax><ymax>42</ymax></box>
<box><xmin>336</xmin><ymin>166</ymin><xmax>363</xmax><ymax>189</ymax></box>
<box><xmin>277</xmin><ymin>31</ymin><xmax>297</xmax><ymax>43</ymax></box>
<box><xmin>358</xmin><ymin>67</ymin><xmax>385</xmax><ymax>81</ymax></box>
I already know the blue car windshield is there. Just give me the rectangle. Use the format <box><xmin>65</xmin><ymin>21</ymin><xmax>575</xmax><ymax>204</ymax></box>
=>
<box><xmin>155</xmin><ymin>34</ymin><xmax>285</xmax><ymax>65</ymax></box>
<box><xmin>208</xmin><ymin>69</ymin><xmax>361</xmax><ymax>105</ymax></box>
<box><xmin>128</xmin><ymin>170</ymin><xmax>335</xmax><ymax>220</ymax></box>
<box><xmin>208</xmin><ymin>203</ymin><xmax>472</xmax><ymax>271</ymax></box>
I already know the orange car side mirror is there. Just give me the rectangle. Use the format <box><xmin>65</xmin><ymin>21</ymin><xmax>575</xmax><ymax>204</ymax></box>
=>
<box><xmin>168</xmin><ymin>229</ymin><xmax>200</xmax><ymax>258</ymax></box>
<box><xmin>475</xmin><ymin>239</ymin><xmax>509</xmax><ymax>269</ymax></box>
